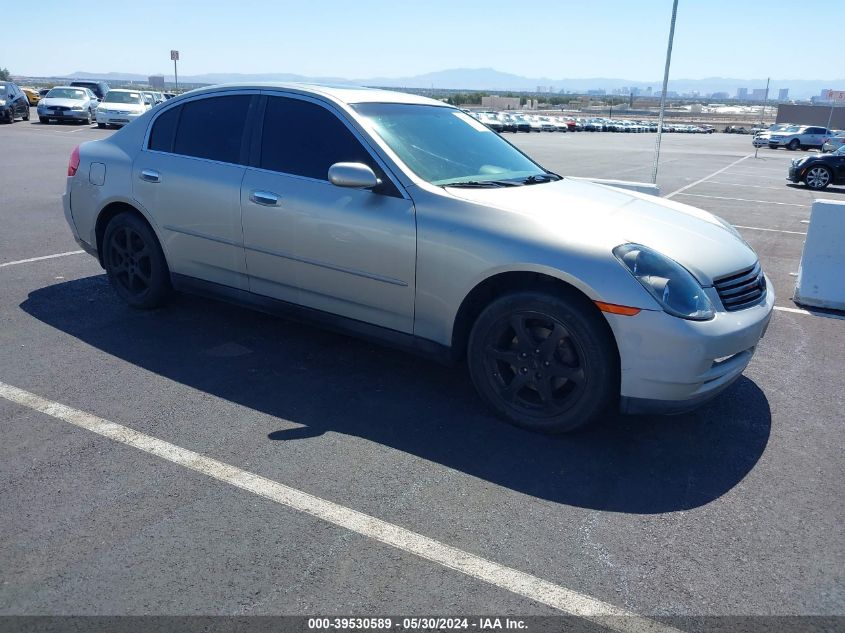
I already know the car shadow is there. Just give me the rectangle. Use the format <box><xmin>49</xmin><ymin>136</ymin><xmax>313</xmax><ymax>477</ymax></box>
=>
<box><xmin>785</xmin><ymin>183</ymin><xmax>845</xmax><ymax>195</ymax></box>
<box><xmin>21</xmin><ymin>275</ymin><xmax>772</xmax><ymax>514</ymax></box>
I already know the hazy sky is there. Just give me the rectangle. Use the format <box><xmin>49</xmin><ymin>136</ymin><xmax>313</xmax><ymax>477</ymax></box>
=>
<box><xmin>6</xmin><ymin>0</ymin><xmax>845</xmax><ymax>80</ymax></box>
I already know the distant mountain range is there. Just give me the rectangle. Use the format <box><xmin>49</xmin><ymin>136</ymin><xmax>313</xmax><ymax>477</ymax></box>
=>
<box><xmin>60</xmin><ymin>68</ymin><xmax>844</xmax><ymax>99</ymax></box>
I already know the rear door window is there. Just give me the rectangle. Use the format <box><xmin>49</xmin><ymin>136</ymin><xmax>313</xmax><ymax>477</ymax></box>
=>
<box><xmin>173</xmin><ymin>95</ymin><xmax>251</xmax><ymax>164</ymax></box>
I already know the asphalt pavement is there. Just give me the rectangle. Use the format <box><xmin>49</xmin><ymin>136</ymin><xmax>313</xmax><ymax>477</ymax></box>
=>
<box><xmin>1</xmin><ymin>113</ymin><xmax>843</xmax><ymax>632</ymax></box>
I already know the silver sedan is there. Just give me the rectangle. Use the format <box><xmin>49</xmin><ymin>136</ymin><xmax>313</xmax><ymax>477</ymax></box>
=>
<box><xmin>37</xmin><ymin>86</ymin><xmax>98</xmax><ymax>124</ymax></box>
<box><xmin>62</xmin><ymin>84</ymin><xmax>773</xmax><ymax>433</ymax></box>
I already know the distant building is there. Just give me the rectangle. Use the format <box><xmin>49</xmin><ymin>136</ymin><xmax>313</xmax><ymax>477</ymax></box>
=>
<box><xmin>586</xmin><ymin>89</ymin><xmax>606</xmax><ymax>96</ymax></box>
<box><xmin>737</xmin><ymin>87</ymin><xmax>748</xmax><ymax>100</ymax></box>
<box><xmin>711</xmin><ymin>92</ymin><xmax>729</xmax><ymax>100</ymax></box>
<box><xmin>778</xmin><ymin>88</ymin><xmax>789</xmax><ymax>101</ymax></box>
<box><xmin>751</xmin><ymin>88</ymin><xmax>768</xmax><ymax>101</ymax></box>
<box><xmin>481</xmin><ymin>95</ymin><xmax>520</xmax><ymax>110</ymax></box>
<box><xmin>148</xmin><ymin>75</ymin><xmax>165</xmax><ymax>90</ymax></box>
<box><xmin>819</xmin><ymin>89</ymin><xmax>845</xmax><ymax>103</ymax></box>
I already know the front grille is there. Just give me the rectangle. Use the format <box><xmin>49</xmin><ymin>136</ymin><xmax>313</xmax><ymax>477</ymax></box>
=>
<box><xmin>53</xmin><ymin>106</ymin><xmax>70</xmax><ymax>112</ymax></box>
<box><xmin>714</xmin><ymin>262</ymin><xmax>766</xmax><ymax>311</ymax></box>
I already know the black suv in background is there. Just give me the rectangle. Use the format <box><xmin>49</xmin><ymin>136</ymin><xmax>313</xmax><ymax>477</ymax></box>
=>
<box><xmin>70</xmin><ymin>80</ymin><xmax>110</xmax><ymax>100</ymax></box>
<box><xmin>1</xmin><ymin>81</ymin><xmax>31</xmax><ymax>123</ymax></box>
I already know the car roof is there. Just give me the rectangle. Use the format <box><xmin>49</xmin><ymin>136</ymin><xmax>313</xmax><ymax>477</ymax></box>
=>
<box><xmin>48</xmin><ymin>86</ymin><xmax>88</xmax><ymax>90</ymax></box>
<box><xmin>174</xmin><ymin>82</ymin><xmax>448</xmax><ymax>107</ymax></box>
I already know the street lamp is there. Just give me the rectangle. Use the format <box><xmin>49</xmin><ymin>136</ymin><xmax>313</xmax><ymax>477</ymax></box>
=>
<box><xmin>651</xmin><ymin>0</ymin><xmax>679</xmax><ymax>184</ymax></box>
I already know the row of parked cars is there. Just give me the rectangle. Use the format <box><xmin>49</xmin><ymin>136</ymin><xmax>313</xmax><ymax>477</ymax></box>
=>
<box><xmin>752</xmin><ymin>123</ymin><xmax>845</xmax><ymax>152</ymax></box>
<box><xmin>467</xmin><ymin>111</ymin><xmax>716</xmax><ymax>134</ymax></box>
<box><xmin>2</xmin><ymin>79</ymin><xmax>176</xmax><ymax>128</ymax></box>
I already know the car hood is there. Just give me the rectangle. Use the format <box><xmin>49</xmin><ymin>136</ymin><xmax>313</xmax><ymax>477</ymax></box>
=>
<box><xmin>40</xmin><ymin>98</ymin><xmax>88</xmax><ymax>108</ymax></box>
<box><xmin>444</xmin><ymin>178</ymin><xmax>757</xmax><ymax>286</ymax></box>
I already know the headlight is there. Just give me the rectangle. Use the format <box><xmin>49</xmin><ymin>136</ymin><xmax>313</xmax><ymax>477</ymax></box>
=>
<box><xmin>0</xmin><ymin>99</ymin><xmax>6</xmax><ymax>106</ymax></box>
<box><xmin>613</xmin><ymin>243</ymin><xmax>715</xmax><ymax>321</ymax></box>
<box><xmin>71</xmin><ymin>105</ymin><xmax>84</xmax><ymax>111</ymax></box>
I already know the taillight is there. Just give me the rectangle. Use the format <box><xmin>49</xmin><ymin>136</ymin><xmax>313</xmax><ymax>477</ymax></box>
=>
<box><xmin>67</xmin><ymin>145</ymin><xmax>80</xmax><ymax>177</ymax></box>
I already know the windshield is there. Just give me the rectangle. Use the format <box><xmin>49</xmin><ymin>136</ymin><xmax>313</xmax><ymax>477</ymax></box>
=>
<box><xmin>104</xmin><ymin>91</ymin><xmax>143</xmax><ymax>105</ymax></box>
<box><xmin>354</xmin><ymin>103</ymin><xmax>547</xmax><ymax>185</ymax></box>
<box><xmin>835</xmin><ymin>146</ymin><xmax>845</xmax><ymax>155</ymax></box>
<box><xmin>46</xmin><ymin>88</ymin><xmax>87</xmax><ymax>100</ymax></box>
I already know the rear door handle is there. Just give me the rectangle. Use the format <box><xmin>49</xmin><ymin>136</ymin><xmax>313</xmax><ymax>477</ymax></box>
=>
<box><xmin>249</xmin><ymin>190</ymin><xmax>281</xmax><ymax>207</ymax></box>
<box><xmin>140</xmin><ymin>169</ymin><xmax>160</xmax><ymax>183</ymax></box>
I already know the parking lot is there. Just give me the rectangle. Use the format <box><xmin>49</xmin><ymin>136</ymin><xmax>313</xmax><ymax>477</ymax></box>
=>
<box><xmin>1</xmin><ymin>113</ymin><xmax>843</xmax><ymax>632</ymax></box>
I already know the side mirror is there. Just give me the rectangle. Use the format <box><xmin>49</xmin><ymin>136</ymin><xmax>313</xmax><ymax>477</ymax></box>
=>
<box><xmin>328</xmin><ymin>162</ymin><xmax>380</xmax><ymax>189</ymax></box>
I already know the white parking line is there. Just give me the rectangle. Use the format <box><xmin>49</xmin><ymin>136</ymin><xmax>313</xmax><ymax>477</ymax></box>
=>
<box><xmin>0</xmin><ymin>381</ymin><xmax>680</xmax><ymax>633</ymax></box>
<box><xmin>0</xmin><ymin>250</ymin><xmax>84</xmax><ymax>268</ymax></box>
<box><xmin>665</xmin><ymin>154</ymin><xmax>752</xmax><ymax>198</ymax></box>
<box><xmin>705</xmin><ymin>181</ymin><xmax>788</xmax><ymax>191</ymax></box>
<box><xmin>774</xmin><ymin>306</ymin><xmax>845</xmax><ymax>321</ymax></box>
<box><xmin>673</xmin><ymin>193</ymin><xmax>809</xmax><ymax>207</ymax></box>
<box><xmin>733</xmin><ymin>225</ymin><xmax>807</xmax><ymax>236</ymax></box>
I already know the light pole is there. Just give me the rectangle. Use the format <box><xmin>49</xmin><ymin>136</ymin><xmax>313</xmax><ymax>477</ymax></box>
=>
<box><xmin>171</xmin><ymin>50</ymin><xmax>179</xmax><ymax>94</ymax></box>
<box><xmin>651</xmin><ymin>0</ymin><xmax>679</xmax><ymax>184</ymax></box>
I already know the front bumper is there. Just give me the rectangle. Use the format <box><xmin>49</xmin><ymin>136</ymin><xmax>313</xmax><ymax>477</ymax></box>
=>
<box><xmin>787</xmin><ymin>164</ymin><xmax>807</xmax><ymax>183</ymax></box>
<box><xmin>39</xmin><ymin>108</ymin><xmax>91</xmax><ymax>120</ymax></box>
<box><xmin>96</xmin><ymin>110</ymin><xmax>142</xmax><ymax>126</ymax></box>
<box><xmin>606</xmin><ymin>278</ymin><xmax>775</xmax><ymax>414</ymax></box>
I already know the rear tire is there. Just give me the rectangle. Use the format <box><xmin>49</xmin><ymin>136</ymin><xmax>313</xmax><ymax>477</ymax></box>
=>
<box><xmin>467</xmin><ymin>290</ymin><xmax>618</xmax><ymax>434</ymax></box>
<box><xmin>103</xmin><ymin>212</ymin><xmax>172</xmax><ymax>309</ymax></box>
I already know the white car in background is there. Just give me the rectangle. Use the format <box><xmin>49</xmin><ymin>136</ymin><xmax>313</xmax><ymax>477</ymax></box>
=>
<box><xmin>96</xmin><ymin>89</ymin><xmax>150</xmax><ymax>128</ymax></box>
<box><xmin>37</xmin><ymin>86</ymin><xmax>99</xmax><ymax>125</ymax></box>
<box><xmin>766</xmin><ymin>125</ymin><xmax>834</xmax><ymax>150</ymax></box>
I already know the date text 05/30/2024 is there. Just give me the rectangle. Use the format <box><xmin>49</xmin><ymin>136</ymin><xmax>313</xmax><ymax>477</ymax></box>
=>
<box><xmin>307</xmin><ymin>617</ymin><xmax>528</xmax><ymax>630</ymax></box>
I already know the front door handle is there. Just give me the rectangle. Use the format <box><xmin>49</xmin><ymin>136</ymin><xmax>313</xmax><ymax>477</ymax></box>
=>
<box><xmin>140</xmin><ymin>169</ymin><xmax>160</xmax><ymax>183</ymax></box>
<box><xmin>250</xmin><ymin>190</ymin><xmax>281</xmax><ymax>207</ymax></box>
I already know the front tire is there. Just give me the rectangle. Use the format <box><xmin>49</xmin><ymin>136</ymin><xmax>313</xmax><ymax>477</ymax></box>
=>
<box><xmin>787</xmin><ymin>139</ymin><xmax>800</xmax><ymax>151</ymax></box>
<box><xmin>103</xmin><ymin>212</ymin><xmax>172</xmax><ymax>309</ymax></box>
<box><xmin>467</xmin><ymin>290</ymin><xmax>618</xmax><ymax>433</ymax></box>
<box><xmin>805</xmin><ymin>166</ymin><xmax>832</xmax><ymax>190</ymax></box>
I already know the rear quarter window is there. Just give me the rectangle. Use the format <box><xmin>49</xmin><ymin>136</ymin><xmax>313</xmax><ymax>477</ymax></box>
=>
<box><xmin>148</xmin><ymin>106</ymin><xmax>182</xmax><ymax>153</ymax></box>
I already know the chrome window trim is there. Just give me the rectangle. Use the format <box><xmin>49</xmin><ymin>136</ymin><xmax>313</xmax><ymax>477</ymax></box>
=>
<box><xmin>141</xmin><ymin>89</ymin><xmax>261</xmax><ymax>164</ymax></box>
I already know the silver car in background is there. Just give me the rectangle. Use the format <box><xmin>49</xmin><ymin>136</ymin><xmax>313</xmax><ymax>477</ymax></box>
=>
<box><xmin>96</xmin><ymin>89</ymin><xmax>150</xmax><ymax>128</ymax></box>
<box><xmin>37</xmin><ymin>86</ymin><xmax>98</xmax><ymax>124</ymax></box>
<box><xmin>63</xmin><ymin>84</ymin><xmax>774</xmax><ymax>433</ymax></box>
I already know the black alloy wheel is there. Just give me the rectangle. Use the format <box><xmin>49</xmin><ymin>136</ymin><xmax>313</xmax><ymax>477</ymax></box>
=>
<box><xmin>788</xmin><ymin>139</ymin><xmax>800</xmax><ymax>150</ymax></box>
<box><xmin>103</xmin><ymin>212</ymin><xmax>171</xmax><ymax>309</ymax></box>
<box><xmin>468</xmin><ymin>291</ymin><xmax>617</xmax><ymax>433</ymax></box>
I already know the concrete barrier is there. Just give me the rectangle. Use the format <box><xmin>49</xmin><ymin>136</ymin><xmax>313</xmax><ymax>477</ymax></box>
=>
<box><xmin>568</xmin><ymin>176</ymin><xmax>662</xmax><ymax>197</ymax></box>
<box><xmin>793</xmin><ymin>199</ymin><xmax>845</xmax><ymax>311</ymax></box>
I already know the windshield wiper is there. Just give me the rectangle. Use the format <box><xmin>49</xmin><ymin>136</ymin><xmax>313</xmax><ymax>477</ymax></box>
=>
<box><xmin>440</xmin><ymin>180</ymin><xmax>521</xmax><ymax>188</ymax></box>
<box><xmin>522</xmin><ymin>173</ymin><xmax>562</xmax><ymax>185</ymax></box>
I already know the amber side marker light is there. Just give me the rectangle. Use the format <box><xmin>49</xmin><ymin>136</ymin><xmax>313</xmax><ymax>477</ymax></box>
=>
<box><xmin>594</xmin><ymin>301</ymin><xmax>641</xmax><ymax>316</ymax></box>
